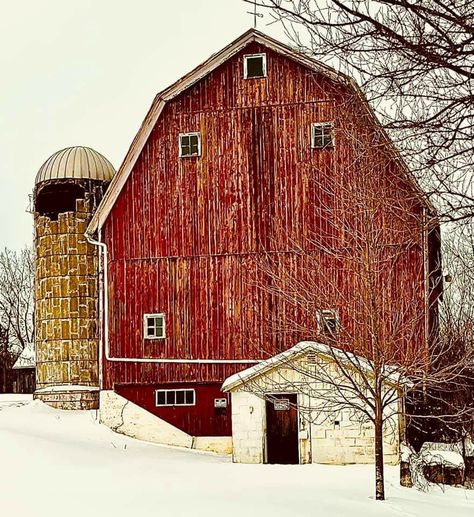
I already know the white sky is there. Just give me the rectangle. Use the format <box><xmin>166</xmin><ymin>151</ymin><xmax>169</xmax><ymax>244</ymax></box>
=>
<box><xmin>0</xmin><ymin>0</ymin><xmax>284</xmax><ymax>250</ymax></box>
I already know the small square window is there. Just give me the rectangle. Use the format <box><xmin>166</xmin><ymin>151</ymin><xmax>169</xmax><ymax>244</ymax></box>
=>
<box><xmin>144</xmin><ymin>313</ymin><xmax>166</xmax><ymax>339</ymax></box>
<box><xmin>311</xmin><ymin>123</ymin><xmax>334</xmax><ymax>149</ymax></box>
<box><xmin>244</xmin><ymin>53</ymin><xmax>267</xmax><ymax>79</ymax></box>
<box><xmin>179</xmin><ymin>132</ymin><xmax>201</xmax><ymax>157</ymax></box>
<box><xmin>318</xmin><ymin>309</ymin><xmax>339</xmax><ymax>336</ymax></box>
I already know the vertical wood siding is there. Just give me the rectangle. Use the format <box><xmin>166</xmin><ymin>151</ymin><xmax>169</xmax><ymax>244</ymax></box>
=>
<box><xmin>102</xmin><ymin>43</ymin><xmax>430</xmax><ymax>432</ymax></box>
<box><xmin>115</xmin><ymin>382</ymin><xmax>231</xmax><ymax>436</ymax></box>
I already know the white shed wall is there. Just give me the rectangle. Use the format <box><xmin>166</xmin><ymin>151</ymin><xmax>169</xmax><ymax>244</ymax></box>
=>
<box><xmin>231</xmin><ymin>392</ymin><xmax>266</xmax><ymax>463</ymax></box>
<box><xmin>229</xmin><ymin>357</ymin><xmax>401</xmax><ymax>465</ymax></box>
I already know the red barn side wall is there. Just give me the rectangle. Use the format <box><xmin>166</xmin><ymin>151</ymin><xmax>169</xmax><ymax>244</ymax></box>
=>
<box><xmin>115</xmin><ymin>383</ymin><xmax>231</xmax><ymax>436</ymax></box>
<box><xmin>101</xmin><ymin>42</ymin><xmax>429</xmax><ymax>431</ymax></box>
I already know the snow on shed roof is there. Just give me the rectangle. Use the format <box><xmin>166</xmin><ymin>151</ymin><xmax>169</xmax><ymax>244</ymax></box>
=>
<box><xmin>12</xmin><ymin>347</ymin><xmax>35</xmax><ymax>369</ymax></box>
<box><xmin>222</xmin><ymin>341</ymin><xmax>409</xmax><ymax>392</ymax></box>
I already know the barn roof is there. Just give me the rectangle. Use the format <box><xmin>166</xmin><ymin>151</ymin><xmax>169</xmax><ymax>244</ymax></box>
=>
<box><xmin>36</xmin><ymin>146</ymin><xmax>115</xmax><ymax>185</ymax></box>
<box><xmin>221</xmin><ymin>341</ymin><xmax>409</xmax><ymax>392</ymax></box>
<box><xmin>86</xmin><ymin>29</ymin><xmax>433</xmax><ymax>236</ymax></box>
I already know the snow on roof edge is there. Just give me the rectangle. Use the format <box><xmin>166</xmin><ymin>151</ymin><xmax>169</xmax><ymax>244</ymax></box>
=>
<box><xmin>222</xmin><ymin>341</ymin><xmax>410</xmax><ymax>392</ymax></box>
<box><xmin>12</xmin><ymin>347</ymin><xmax>35</xmax><ymax>369</ymax></box>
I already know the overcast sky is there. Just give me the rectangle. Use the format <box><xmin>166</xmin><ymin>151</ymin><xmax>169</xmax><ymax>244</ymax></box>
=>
<box><xmin>0</xmin><ymin>0</ymin><xmax>285</xmax><ymax>250</ymax></box>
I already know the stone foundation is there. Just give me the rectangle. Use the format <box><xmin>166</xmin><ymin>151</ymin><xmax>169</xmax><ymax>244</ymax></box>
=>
<box><xmin>100</xmin><ymin>390</ymin><xmax>232</xmax><ymax>454</ymax></box>
<box><xmin>34</xmin><ymin>385</ymin><xmax>99</xmax><ymax>410</ymax></box>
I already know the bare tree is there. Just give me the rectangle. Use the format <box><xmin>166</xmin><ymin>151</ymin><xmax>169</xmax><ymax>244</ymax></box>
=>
<box><xmin>0</xmin><ymin>247</ymin><xmax>34</xmax><ymax>391</ymax></box>
<box><xmin>0</xmin><ymin>323</ymin><xmax>10</xmax><ymax>393</ymax></box>
<box><xmin>245</xmin><ymin>136</ymin><xmax>473</xmax><ymax>499</ymax></box>
<box><xmin>247</xmin><ymin>0</ymin><xmax>474</xmax><ymax>223</ymax></box>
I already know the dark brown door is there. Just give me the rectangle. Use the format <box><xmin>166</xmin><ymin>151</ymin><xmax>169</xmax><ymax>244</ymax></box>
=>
<box><xmin>265</xmin><ymin>393</ymin><xmax>299</xmax><ymax>464</ymax></box>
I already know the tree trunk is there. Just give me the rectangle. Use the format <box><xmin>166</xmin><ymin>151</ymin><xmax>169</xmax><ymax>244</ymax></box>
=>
<box><xmin>0</xmin><ymin>364</ymin><xmax>6</xmax><ymax>393</ymax></box>
<box><xmin>374</xmin><ymin>397</ymin><xmax>385</xmax><ymax>500</ymax></box>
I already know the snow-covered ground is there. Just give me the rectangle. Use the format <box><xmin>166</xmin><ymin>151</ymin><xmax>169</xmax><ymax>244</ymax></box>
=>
<box><xmin>0</xmin><ymin>395</ymin><xmax>472</xmax><ymax>517</ymax></box>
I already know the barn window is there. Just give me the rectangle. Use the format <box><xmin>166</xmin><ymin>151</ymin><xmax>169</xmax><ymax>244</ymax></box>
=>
<box><xmin>244</xmin><ymin>53</ymin><xmax>267</xmax><ymax>79</ymax></box>
<box><xmin>144</xmin><ymin>314</ymin><xmax>166</xmax><ymax>339</ymax></box>
<box><xmin>179</xmin><ymin>132</ymin><xmax>201</xmax><ymax>157</ymax></box>
<box><xmin>155</xmin><ymin>389</ymin><xmax>195</xmax><ymax>406</ymax></box>
<box><xmin>311</xmin><ymin>123</ymin><xmax>334</xmax><ymax>149</ymax></box>
<box><xmin>317</xmin><ymin>309</ymin><xmax>339</xmax><ymax>336</ymax></box>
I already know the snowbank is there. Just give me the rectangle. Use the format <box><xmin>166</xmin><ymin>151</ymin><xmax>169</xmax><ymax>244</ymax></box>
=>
<box><xmin>0</xmin><ymin>399</ymin><xmax>472</xmax><ymax>517</ymax></box>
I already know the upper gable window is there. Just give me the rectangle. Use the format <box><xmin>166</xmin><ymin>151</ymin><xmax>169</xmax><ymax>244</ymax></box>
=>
<box><xmin>179</xmin><ymin>132</ymin><xmax>201</xmax><ymax>157</ymax></box>
<box><xmin>311</xmin><ymin>123</ymin><xmax>334</xmax><ymax>149</ymax></box>
<box><xmin>244</xmin><ymin>53</ymin><xmax>267</xmax><ymax>79</ymax></box>
<box><xmin>317</xmin><ymin>309</ymin><xmax>340</xmax><ymax>336</ymax></box>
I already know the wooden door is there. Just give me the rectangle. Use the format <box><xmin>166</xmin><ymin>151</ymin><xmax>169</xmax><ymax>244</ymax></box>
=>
<box><xmin>265</xmin><ymin>393</ymin><xmax>299</xmax><ymax>464</ymax></box>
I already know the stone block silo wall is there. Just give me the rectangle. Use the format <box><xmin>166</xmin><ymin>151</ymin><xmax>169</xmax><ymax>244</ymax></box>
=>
<box><xmin>34</xmin><ymin>197</ymin><xmax>100</xmax><ymax>409</ymax></box>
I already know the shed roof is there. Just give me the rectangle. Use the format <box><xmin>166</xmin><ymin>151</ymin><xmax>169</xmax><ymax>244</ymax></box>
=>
<box><xmin>222</xmin><ymin>341</ymin><xmax>408</xmax><ymax>392</ymax></box>
<box><xmin>36</xmin><ymin>146</ymin><xmax>115</xmax><ymax>185</ymax></box>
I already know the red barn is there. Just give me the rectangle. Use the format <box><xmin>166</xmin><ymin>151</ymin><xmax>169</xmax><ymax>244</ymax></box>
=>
<box><xmin>86</xmin><ymin>30</ymin><xmax>440</xmax><ymax>451</ymax></box>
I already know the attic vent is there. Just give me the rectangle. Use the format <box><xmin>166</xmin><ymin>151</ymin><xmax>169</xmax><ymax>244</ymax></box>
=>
<box><xmin>306</xmin><ymin>352</ymin><xmax>317</xmax><ymax>364</ymax></box>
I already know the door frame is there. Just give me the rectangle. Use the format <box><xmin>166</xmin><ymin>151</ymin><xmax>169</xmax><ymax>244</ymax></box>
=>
<box><xmin>263</xmin><ymin>391</ymin><xmax>301</xmax><ymax>464</ymax></box>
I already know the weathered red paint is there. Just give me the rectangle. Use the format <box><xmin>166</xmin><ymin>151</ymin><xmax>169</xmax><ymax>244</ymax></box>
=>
<box><xmin>115</xmin><ymin>383</ymin><xmax>231</xmax><ymax>436</ymax></box>
<box><xmin>101</xmin><ymin>41</ymin><xmax>436</xmax><ymax>435</ymax></box>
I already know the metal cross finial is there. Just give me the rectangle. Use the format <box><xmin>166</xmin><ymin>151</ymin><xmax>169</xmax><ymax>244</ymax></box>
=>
<box><xmin>246</xmin><ymin>0</ymin><xmax>264</xmax><ymax>29</ymax></box>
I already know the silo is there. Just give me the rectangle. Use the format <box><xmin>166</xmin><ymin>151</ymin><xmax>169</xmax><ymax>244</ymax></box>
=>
<box><xmin>33</xmin><ymin>147</ymin><xmax>115</xmax><ymax>409</ymax></box>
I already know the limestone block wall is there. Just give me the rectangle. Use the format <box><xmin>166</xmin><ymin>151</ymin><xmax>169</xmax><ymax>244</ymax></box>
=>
<box><xmin>229</xmin><ymin>357</ymin><xmax>401</xmax><ymax>465</ymax></box>
<box><xmin>35</xmin><ymin>197</ymin><xmax>100</xmax><ymax>409</ymax></box>
<box><xmin>310</xmin><ymin>410</ymin><xmax>399</xmax><ymax>465</ymax></box>
<box><xmin>230</xmin><ymin>392</ymin><xmax>266</xmax><ymax>463</ymax></box>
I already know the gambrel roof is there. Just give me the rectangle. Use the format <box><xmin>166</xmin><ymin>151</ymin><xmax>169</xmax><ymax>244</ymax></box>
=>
<box><xmin>86</xmin><ymin>29</ymin><xmax>433</xmax><ymax>236</ymax></box>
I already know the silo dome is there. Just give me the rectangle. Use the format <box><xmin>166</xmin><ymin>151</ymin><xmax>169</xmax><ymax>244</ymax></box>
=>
<box><xmin>35</xmin><ymin>146</ymin><xmax>115</xmax><ymax>185</ymax></box>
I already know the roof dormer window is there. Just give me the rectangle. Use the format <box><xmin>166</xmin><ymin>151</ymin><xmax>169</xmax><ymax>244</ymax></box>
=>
<box><xmin>244</xmin><ymin>53</ymin><xmax>267</xmax><ymax>79</ymax></box>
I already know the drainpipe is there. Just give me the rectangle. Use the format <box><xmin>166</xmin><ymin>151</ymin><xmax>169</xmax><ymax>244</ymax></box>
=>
<box><xmin>85</xmin><ymin>230</ymin><xmax>107</xmax><ymax>390</ymax></box>
<box><xmin>85</xmin><ymin>230</ymin><xmax>260</xmax><ymax>365</ymax></box>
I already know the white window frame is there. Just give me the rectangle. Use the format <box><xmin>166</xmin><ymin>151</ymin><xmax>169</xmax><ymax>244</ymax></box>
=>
<box><xmin>317</xmin><ymin>309</ymin><xmax>340</xmax><ymax>335</ymax></box>
<box><xmin>243</xmin><ymin>53</ymin><xmax>267</xmax><ymax>79</ymax></box>
<box><xmin>311</xmin><ymin>122</ymin><xmax>334</xmax><ymax>149</ymax></box>
<box><xmin>179</xmin><ymin>132</ymin><xmax>201</xmax><ymax>157</ymax></box>
<box><xmin>144</xmin><ymin>313</ymin><xmax>166</xmax><ymax>340</ymax></box>
<box><xmin>155</xmin><ymin>388</ymin><xmax>196</xmax><ymax>407</ymax></box>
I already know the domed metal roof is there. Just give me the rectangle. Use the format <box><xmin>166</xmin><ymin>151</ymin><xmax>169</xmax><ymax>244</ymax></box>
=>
<box><xmin>35</xmin><ymin>146</ymin><xmax>115</xmax><ymax>185</ymax></box>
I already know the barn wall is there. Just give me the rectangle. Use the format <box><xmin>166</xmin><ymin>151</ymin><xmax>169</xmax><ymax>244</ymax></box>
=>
<box><xmin>101</xmin><ymin>40</ymin><xmax>429</xmax><ymax>435</ymax></box>
<box><xmin>115</xmin><ymin>382</ymin><xmax>231</xmax><ymax>436</ymax></box>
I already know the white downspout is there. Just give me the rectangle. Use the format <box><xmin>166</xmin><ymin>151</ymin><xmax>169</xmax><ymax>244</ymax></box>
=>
<box><xmin>85</xmin><ymin>230</ymin><xmax>260</xmax><ymax>365</ymax></box>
